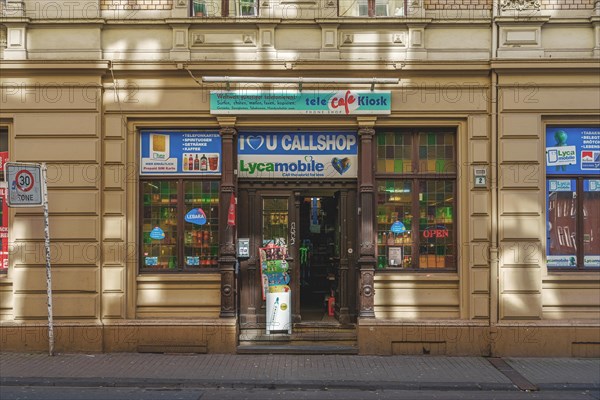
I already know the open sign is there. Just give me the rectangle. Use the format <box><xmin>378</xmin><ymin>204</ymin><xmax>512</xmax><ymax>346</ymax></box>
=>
<box><xmin>423</xmin><ymin>226</ymin><xmax>449</xmax><ymax>239</ymax></box>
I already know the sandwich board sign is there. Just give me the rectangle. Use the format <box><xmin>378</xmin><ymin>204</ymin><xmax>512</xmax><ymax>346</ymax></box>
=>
<box><xmin>5</xmin><ymin>163</ymin><xmax>43</xmax><ymax>207</ymax></box>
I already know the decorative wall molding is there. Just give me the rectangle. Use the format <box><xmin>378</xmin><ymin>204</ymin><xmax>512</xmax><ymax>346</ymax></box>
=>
<box><xmin>501</xmin><ymin>0</ymin><xmax>541</xmax><ymax>11</ymax></box>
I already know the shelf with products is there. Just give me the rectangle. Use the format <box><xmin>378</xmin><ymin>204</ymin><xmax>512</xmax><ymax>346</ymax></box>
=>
<box><xmin>141</xmin><ymin>244</ymin><xmax>178</xmax><ymax>270</ymax></box>
<box><xmin>376</xmin><ymin>231</ymin><xmax>413</xmax><ymax>269</ymax></box>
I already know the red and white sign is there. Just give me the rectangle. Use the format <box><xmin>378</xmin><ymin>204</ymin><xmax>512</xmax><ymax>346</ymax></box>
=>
<box><xmin>5</xmin><ymin>163</ymin><xmax>43</xmax><ymax>207</ymax></box>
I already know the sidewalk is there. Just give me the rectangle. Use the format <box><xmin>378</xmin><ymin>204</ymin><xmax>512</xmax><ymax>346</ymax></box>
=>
<box><xmin>1</xmin><ymin>352</ymin><xmax>599</xmax><ymax>392</ymax></box>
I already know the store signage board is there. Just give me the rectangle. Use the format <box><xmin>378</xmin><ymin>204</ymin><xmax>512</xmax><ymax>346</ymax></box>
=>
<box><xmin>238</xmin><ymin>131</ymin><xmax>358</xmax><ymax>179</ymax></box>
<box><xmin>5</xmin><ymin>163</ymin><xmax>43</xmax><ymax>207</ymax></box>
<box><xmin>210</xmin><ymin>90</ymin><xmax>391</xmax><ymax>115</ymax></box>
<box><xmin>140</xmin><ymin>131</ymin><xmax>222</xmax><ymax>175</ymax></box>
<box><xmin>545</xmin><ymin>127</ymin><xmax>599</xmax><ymax>175</ymax></box>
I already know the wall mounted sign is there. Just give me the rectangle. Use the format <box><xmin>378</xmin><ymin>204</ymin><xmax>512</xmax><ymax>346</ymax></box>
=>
<box><xmin>238</xmin><ymin>131</ymin><xmax>358</xmax><ymax>179</ymax></box>
<box><xmin>140</xmin><ymin>131</ymin><xmax>222</xmax><ymax>175</ymax></box>
<box><xmin>210</xmin><ymin>90</ymin><xmax>391</xmax><ymax>115</ymax></box>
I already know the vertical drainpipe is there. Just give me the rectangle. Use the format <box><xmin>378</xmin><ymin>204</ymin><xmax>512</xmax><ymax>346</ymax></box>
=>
<box><xmin>489</xmin><ymin>0</ymin><xmax>500</xmax><ymax>356</ymax></box>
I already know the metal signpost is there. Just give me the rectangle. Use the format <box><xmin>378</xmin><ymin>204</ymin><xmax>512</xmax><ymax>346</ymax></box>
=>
<box><xmin>5</xmin><ymin>162</ymin><xmax>54</xmax><ymax>356</ymax></box>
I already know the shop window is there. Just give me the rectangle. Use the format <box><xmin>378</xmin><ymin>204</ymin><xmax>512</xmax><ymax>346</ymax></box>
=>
<box><xmin>545</xmin><ymin>126</ymin><xmax>600</xmax><ymax>270</ymax></box>
<box><xmin>190</xmin><ymin>0</ymin><xmax>257</xmax><ymax>17</ymax></box>
<box><xmin>375</xmin><ymin>130</ymin><xmax>456</xmax><ymax>270</ymax></box>
<box><xmin>141</xmin><ymin>179</ymin><xmax>220</xmax><ymax>271</ymax></box>
<box><xmin>0</xmin><ymin>127</ymin><xmax>7</xmax><ymax>273</ymax></box>
<box><xmin>139</xmin><ymin>130</ymin><xmax>222</xmax><ymax>272</ymax></box>
<box><xmin>339</xmin><ymin>0</ymin><xmax>405</xmax><ymax>17</ymax></box>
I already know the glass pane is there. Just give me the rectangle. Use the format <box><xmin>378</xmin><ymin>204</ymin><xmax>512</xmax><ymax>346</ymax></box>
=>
<box><xmin>418</xmin><ymin>180</ymin><xmax>455</xmax><ymax>269</ymax></box>
<box><xmin>184</xmin><ymin>181</ymin><xmax>220</xmax><ymax>268</ymax></box>
<box><xmin>546</xmin><ymin>179</ymin><xmax>577</xmax><ymax>268</ymax></box>
<box><xmin>339</xmin><ymin>0</ymin><xmax>403</xmax><ymax>17</ymax></box>
<box><xmin>376</xmin><ymin>180</ymin><xmax>413</xmax><ymax>269</ymax></box>
<box><xmin>263</xmin><ymin>198</ymin><xmax>288</xmax><ymax>246</ymax></box>
<box><xmin>583</xmin><ymin>179</ymin><xmax>600</xmax><ymax>268</ymax></box>
<box><xmin>141</xmin><ymin>180</ymin><xmax>178</xmax><ymax>270</ymax></box>
<box><xmin>376</xmin><ymin>131</ymin><xmax>413</xmax><ymax>174</ymax></box>
<box><xmin>239</xmin><ymin>0</ymin><xmax>257</xmax><ymax>16</ymax></box>
<box><xmin>418</xmin><ymin>131</ymin><xmax>456</xmax><ymax>173</ymax></box>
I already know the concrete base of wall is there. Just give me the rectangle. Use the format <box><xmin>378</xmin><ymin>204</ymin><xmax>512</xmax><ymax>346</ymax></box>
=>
<box><xmin>357</xmin><ymin>319</ymin><xmax>600</xmax><ymax>357</ymax></box>
<box><xmin>0</xmin><ymin>319</ymin><xmax>238</xmax><ymax>354</ymax></box>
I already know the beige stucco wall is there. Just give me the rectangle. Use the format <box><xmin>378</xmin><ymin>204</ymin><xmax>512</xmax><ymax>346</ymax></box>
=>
<box><xmin>1</xmin><ymin>1</ymin><xmax>599</xmax><ymax>355</ymax></box>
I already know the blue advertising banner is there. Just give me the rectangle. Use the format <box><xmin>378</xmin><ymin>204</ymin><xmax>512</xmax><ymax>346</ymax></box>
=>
<box><xmin>238</xmin><ymin>131</ymin><xmax>358</xmax><ymax>179</ymax></box>
<box><xmin>210</xmin><ymin>90</ymin><xmax>391</xmax><ymax>115</ymax></box>
<box><xmin>545</xmin><ymin>127</ymin><xmax>600</xmax><ymax>175</ymax></box>
<box><xmin>140</xmin><ymin>131</ymin><xmax>222</xmax><ymax>175</ymax></box>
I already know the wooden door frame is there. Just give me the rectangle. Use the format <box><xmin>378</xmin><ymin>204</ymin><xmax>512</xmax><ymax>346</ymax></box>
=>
<box><xmin>237</xmin><ymin>181</ymin><xmax>358</xmax><ymax>329</ymax></box>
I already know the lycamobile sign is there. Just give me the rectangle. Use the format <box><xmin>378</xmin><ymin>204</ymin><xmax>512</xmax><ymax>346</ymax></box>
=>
<box><xmin>210</xmin><ymin>90</ymin><xmax>391</xmax><ymax>115</ymax></box>
<box><xmin>238</xmin><ymin>132</ymin><xmax>358</xmax><ymax>179</ymax></box>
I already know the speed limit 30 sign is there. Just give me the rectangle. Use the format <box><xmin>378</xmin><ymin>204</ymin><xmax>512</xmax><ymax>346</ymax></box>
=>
<box><xmin>5</xmin><ymin>163</ymin><xmax>44</xmax><ymax>207</ymax></box>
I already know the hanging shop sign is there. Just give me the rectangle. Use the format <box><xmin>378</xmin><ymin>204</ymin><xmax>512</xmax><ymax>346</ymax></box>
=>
<box><xmin>423</xmin><ymin>225</ymin><xmax>449</xmax><ymax>239</ymax></box>
<box><xmin>238</xmin><ymin>131</ymin><xmax>358</xmax><ymax>178</ymax></box>
<box><xmin>210</xmin><ymin>90</ymin><xmax>391</xmax><ymax>115</ymax></box>
<box><xmin>140</xmin><ymin>131</ymin><xmax>222</xmax><ymax>175</ymax></box>
<box><xmin>545</xmin><ymin>127</ymin><xmax>600</xmax><ymax>175</ymax></box>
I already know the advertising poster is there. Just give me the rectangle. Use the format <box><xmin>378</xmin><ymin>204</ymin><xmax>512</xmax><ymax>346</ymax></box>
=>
<box><xmin>545</xmin><ymin>127</ymin><xmax>600</xmax><ymax>175</ymax></box>
<box><xmin>140</xmin><ymin>131</ymin><xmax>222</xmax><ymax>175</ymax></box>
<box><xmin>238</xmin><ymin>131</ymin><xmax>358</xmax><ymax>179</ymax></box>
<box><xmin>210</xmin><ymin>90</ymin><xmax>391</xmax><ymax>115</ymax></box>
<box><xmin>0</xmin><ymin>188</ymin><xmax>7</xmax><ymax>271</ymax></box>
<box><xmin>259</xmin><ymin>245</ymin><xmax>292</xmax><ymax>334</ymax></box>
<box><xmin>545</xmin><ymin>126</ymin><xmax>600</xmax><ymax>268</ymax></box>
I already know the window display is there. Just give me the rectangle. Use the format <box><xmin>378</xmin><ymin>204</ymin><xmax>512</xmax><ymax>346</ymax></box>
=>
<box><xmin>375</xmin><ymin>130</ymin><xmax>456</xmax><ymax>270</ymax></box>
<box><xmin>139</xmin><ymin>129</ymin><xmax>222</xmax><ymax>273</ymax></box>
<box><xmin>141</xmin><ymin>180</ymin><xmax>220</xmax><ymax>271</ymax></box>
<box><xmin>545</xmin><ymin>127</ymin><xmax>600</xmax><ymax>269</ymax></box>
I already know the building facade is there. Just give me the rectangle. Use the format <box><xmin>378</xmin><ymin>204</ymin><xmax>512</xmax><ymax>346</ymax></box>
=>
<box><xmin>0</xmin><ymin>0</ymin><xmax>599</xmax><ymax>356</ymax></box>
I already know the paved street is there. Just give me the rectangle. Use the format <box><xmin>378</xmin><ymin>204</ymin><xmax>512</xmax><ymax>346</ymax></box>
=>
<box><xmin>1</xmin><ymin>353</ymin><xmax>599</xmax><ymax>399</ymax></box>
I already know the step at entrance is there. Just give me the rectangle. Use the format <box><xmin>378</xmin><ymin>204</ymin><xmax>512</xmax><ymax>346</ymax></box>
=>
<box><xmin>237</xmin><ymin>324</ymin><xmax>357</xmax><ymax>354</ymax></box>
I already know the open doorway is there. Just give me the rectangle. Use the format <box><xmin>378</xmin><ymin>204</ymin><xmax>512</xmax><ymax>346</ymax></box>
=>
<box><xmin>298</xmin><ymin>195</ymin><xmax>339</xmax><ymax>322</ymax></box>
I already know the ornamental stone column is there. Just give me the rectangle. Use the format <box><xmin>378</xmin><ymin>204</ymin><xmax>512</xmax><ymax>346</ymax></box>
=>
<box><xmin>218</xmin><ymin>118</ymin><xmax>237</xmax><ymax>318</ymax></box>
<box><xmin>357</xmin><ymin>117</ymin><xmax>377</xmax><ymax>318</ymax></box>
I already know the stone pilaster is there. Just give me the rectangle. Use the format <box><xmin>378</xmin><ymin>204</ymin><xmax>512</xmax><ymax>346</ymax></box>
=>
<box><xmin>218</xmin><ymin>119</ymin><xmax>237</xmax><ymax>318</ymax></box>
<box><xmin>357</xmin><ymin>120</ymin><xmax>376</xmax><ymax>318</ymax></box>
